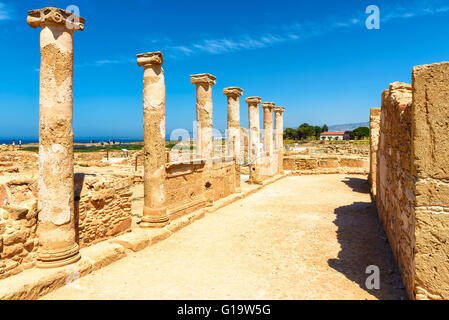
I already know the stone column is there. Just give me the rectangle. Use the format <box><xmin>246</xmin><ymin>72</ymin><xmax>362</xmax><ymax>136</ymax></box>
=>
<box><xmin>246</xmin><ymin>97</ymin><xmax>262</xmax><ymax>184</ymax></box>
<box><xmin>191</xmin><ymin>74</ymin><xmax>216</xmax><ymax>206</ymax></box>
<box><xmin>274</xmin><ymin>107</ymin><xmax>285</xmax><ymax>174</ymax></box>
<box><xmin>27</xmin><ymin>7</ymin><xmax>85</xmax><ymax>268</ymax></box>
<box><xmin>261</xmin><ymin>102</ymin><xmax>275</xmax><ymax>157</ymax></box>
<box><xmin>261</xmin><ymin>102</ymin><xmax>275</xmax><ymax>176</ymax></box>
<box><xmin>223</xmin><ymin>87</ymin><xmax>243</xmax><ymax>162</ymax></box>
<box><xmin>191</xmin><ymin>74</ymin><xmax>216</xmax><ymax>163</ymax></box>
<box><xmin>137</xmin><ymin>52</ymin><xmax>169</xmax><ymax>228</ymax></box>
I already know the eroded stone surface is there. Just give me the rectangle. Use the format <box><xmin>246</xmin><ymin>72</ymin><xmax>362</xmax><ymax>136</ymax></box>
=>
<box><xmin>138</xmin><ymin>52</ymin><xmax>169</xmax><ymax>228</ymax></box>
<box><xmin>376</xmin><ymin>62</ymin><xmax>449</xmax><ymax>300</ymax></box>
<box><xmin>274</xmin><ymin>107</ymin><xmax>285</xmax><ymax>174</ymax></box>
<box><xmin>224</xmin><ymin>87</ymin><xmax>243</xmax><ymax>163</ymax></box>
<box><xmin>246</xmin><ymin>97</ymin><xmax>262</xmax><ymax>184</ymax></box>
<box><xmin>369</xmin><ymin>108</ymin><xmax>381</xmax><ymax>195</ymax></box>
<box><xmin>191</xmin><ymin>73</ymin><xmax>217</xmax><ymax>206</ymax></box>
<box><xmin>28</xmin><ymin>6</ymin><xmax>85</xmax><ymax>268</ymax></box>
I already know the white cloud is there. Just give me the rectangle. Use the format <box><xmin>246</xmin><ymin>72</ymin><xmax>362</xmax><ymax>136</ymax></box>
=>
<box><xmin>95</xmin><ymin>60</ymin><xmax>120</xmax><ymax>65</ymax></box>
<box><xmin>77</xmin><ymin>58</ymin><xmax>134</xmax><ymax>68</ymax></box>
<box><xmin>0</xmin><ymin>2</ymin><xmax>11</xmax><ymax>21</ymax></box>
<box><xmin>156</xmin><ymin>0</ymin><xmax>449</xmax><ymax>58</ymax></box>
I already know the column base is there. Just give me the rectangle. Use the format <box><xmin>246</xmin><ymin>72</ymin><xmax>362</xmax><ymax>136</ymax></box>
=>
<box><xmin>205</xmin><ymin>190</ymin><xmax>214</xmax><ymax>207</ymax></box>
<box><xmin>250</xmin><ymin>168</ymin><xmax>263</xmax><ymax>185</ymax></box>
<box><xmin>141</xmin><ymin>206</ymin><xmax>169</xmax><ymax>228</ymax></box>
<box><xmin>37</xmin><ymin>243</ymin><xmax>81</xmax><ymax>269</ymax></box>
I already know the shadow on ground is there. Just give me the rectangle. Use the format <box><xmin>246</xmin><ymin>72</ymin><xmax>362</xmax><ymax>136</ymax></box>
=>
<box><xmin>342</xmin><ymin>177</ymin><xmax>370</xmax><ymax>194</ymax></box>
<box><xmin>328</xmin><ymin>178</ymin><xmax>407</xmax><ymax>300</ymax></box>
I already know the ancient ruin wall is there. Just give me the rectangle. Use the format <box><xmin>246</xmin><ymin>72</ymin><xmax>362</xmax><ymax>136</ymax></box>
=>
<box><xmin>411</xmin><ymin>63</ymin><xmax>449</xmax><ymax>300</ymax></box>
<box><xmin>211</xmin><ymin>160</ymin><xmax>237</xmax><ymax>201</ymax></box>
<box><xmin>0</xmin><ymin>179</ymin><xmax>38</xmax><ymax>279</ymax></box>
<box><xmin>0</xmin><ymin>152</ymin><xmax>39</xmax><ymax>175</ymax></box>
<box><xmin>283</xmin><ymin>156</ymin><xmax>369</xmax><ymax>175</ymax></box>
<box><xmin>376</xmin><ymin>64</ymin><xmax>449</xmax><ymax>300</ymax></box>
<box><xmin>376</xmin><ymin>82</ymin><xmax>415</xmax><ymax>297</ymax></box>
<box><xmin>369</xmin><ymin>108</ymin><xmax>381</xmax><ymax>195</ymax></box>
<box><xmin>165</xmin><ymin>159</ymin><xmax>237</xmax><ymax>219</ymax></box>
<box><xmin>75</xmin><ymin>174</ymin><xmax>133</xmax><ymax>248</ymax></box>
<box><xmin>0</xmin><ymin>174</ymin><xmax>132</xmax><ymax>280</ymax></box>
<box><xmin>165</xmin><ymin>162</ymin><xmax>207</xmax><ymax>219</ymax></box>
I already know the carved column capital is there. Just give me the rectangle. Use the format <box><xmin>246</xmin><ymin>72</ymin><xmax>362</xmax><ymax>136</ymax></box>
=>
<box><xmin>223</xmin><ymin>87</ymin><xmax>243</xmax><ymax>97</ymax></box>
<box><xmin>27</xmin><ymin>7</ymin><xmax>85</xmax><ymax>31</ymax></box>
<box><xmin>137</xmin><ymin>51</ymin><xmax>164</xmax><ymax>68</ymax></box>
<box><xmin>191</xmin><ymin>73</ymin><xmax>217</xmax><ymax>86</ymax></box>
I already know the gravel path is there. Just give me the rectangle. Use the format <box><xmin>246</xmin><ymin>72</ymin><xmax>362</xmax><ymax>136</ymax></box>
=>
<box><xmin>42</xmin><ymin>174</ymin><xmax>407</xmax><ymax>300</ymax></box>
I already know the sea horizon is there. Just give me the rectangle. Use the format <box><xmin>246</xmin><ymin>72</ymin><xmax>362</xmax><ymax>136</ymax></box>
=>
<box><xmin>0</xmin><ymin>137</ymin><xmax>145</xmax><ymax>145</ymax></box>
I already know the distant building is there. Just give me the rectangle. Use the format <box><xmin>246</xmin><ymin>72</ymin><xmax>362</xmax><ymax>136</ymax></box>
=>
<box><xmin>320</xmin><ymin>131</ymin><xmax>345</xmax><ymax>140</ymax></box>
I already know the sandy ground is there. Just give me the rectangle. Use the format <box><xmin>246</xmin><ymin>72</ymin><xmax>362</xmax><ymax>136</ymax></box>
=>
<box><xmin>42</xmin><ymin>174</ymin><xmax>407</xmax><ymax>300</ymax></box>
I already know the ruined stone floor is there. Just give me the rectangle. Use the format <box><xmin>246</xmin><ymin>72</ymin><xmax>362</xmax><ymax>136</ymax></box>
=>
<box><xmin>42</xmin><ymin>175</ymin><xmax>407</xmax><ymax>300</ymax></box>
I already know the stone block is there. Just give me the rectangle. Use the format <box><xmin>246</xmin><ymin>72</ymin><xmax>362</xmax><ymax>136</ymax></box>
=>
<box><xmin>110</xmin><ymin>231</ymin><xmax>149</xmax><ymax>252</ymax></box>
<box><xmin>0</xmin><ymin>205</ymin><xmax>28</xmax><ymax>220</ymax></box>
<box><xmin>412</xmin><ymin>62</ymin><xmax>449</xmax><ymax>179</ymax></box>
<box><xmin>81</xmin><ymin>242</ymin><xmax>126</xmax><ymax>271</ymax></box>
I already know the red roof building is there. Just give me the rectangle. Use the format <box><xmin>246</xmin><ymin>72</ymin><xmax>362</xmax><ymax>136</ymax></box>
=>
<box><xmin>320</xmin><ymin>131</ymin><xmax>346</xmax><ymax>140</ymax></box>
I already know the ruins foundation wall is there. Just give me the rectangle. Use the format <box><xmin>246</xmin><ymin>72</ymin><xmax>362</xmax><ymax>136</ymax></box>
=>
<box><xmin>0</xmin><ymin>152</ymin><xmax>38</xmax><ymax>175</ymax></box>
<box><xmin>211</xmin><ymin>160</ymin><xmax>237</xmax><ymax>201</ymax></box>
<box><xmin>166</xmin><ymin>162</ymin><xmax>207</xmax><ymax>219</ymax></box>
<box><xmin>283</xmin><ymin>155</ymin><xmax>369</xmax><ymax>175</ymax></box>
<box><xmin>75</xmin><ymin>174</ymin><xmax>133</xmax><ymax>248</ymax></box>
<box><xmin>376</xmin><ymin>82</ymin><xmax>415</xmax><ymax>297</ymax></box>
<box><xmin>165</xmin><ymin>159</ymin><xmax>237</xmax><ymax>219</ymax></box>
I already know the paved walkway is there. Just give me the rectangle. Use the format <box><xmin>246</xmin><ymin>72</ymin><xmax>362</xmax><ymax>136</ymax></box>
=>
<box><xmin>43</xmin><ymin>175</ymin><xmax>407</xmax><ymax>300</ymax></box>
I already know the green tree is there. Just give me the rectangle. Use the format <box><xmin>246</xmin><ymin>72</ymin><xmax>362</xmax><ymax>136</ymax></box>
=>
<box><xmin>314</xmin><ymin>126</ymin><xmax>322</xmax><ymax>139</ymax></box>
<box><xmin>283</xmin><ymin>128</ymin><xmax>297</xmax><ymax>140</ymax></box>
<box><xmin>297</xmin><ymin>123</ymin><xmax>315</xmax><ymax>140</ymax></box>
<box><xmin>353</xmin><ymin>127</ymin><xmax>370</xmax><ymax>140</ymax></box>
<box><xmin>322</xmin><ymin>124</ymin><xmax>329</xmax><ymax>133</ymax></box>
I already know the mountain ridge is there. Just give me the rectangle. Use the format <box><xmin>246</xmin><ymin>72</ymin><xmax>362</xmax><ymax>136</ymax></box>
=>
<box><xmin>328</xmin><ymin>122</ymin><xmax>369</xmax><ymax>132</ymax></box>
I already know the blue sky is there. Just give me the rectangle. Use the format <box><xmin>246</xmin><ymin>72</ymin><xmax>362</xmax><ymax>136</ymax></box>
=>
<box><xmin>1</xmin><ymin>0</ymin><xmax>449</xmax><ymax>139</ymax></box>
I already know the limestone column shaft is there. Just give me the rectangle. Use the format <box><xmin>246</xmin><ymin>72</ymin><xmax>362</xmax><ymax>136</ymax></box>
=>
<box><xmin>261</xmin><ymin>102</ymin><xmax>275</xmax><ymax>157</ymax></box>
<box><xmin>137</xmin><ymin>52</ymin><xmax>169</xmax><ymax>228</ymax></box>
<box><xmin>27</xmin><ymin>7</ymin><xmax>85</xmax><ymax>268</ymax></box>
<box><xmin>191</xmin><ymin>74</ymin><xmax>216</xmax><ymax>164</ymax></box>
<box><xmin>246</xmin><ymin>97</ymin><xmax>262</xmax><ymax>184</ymax></box>
<box><xmin>223</xmin><ymin>87</ymin><xmax>243</xmax><ymax>161</ymax></box>
<box><xmin>274</xmin><ymin>107</ymin><xmax>285</xmax><ymax>173</ymax></box>
<box><xmin>191</xmin><ymin>74</ymin><xmax>216</xmax><ymax>206</ymax></box>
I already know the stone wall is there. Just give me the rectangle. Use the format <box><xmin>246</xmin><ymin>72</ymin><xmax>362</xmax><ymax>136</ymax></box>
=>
<box><xmin>369</xmin><ymin>108</ymin><xmax>381</xmax><ymax>195</ymax></box>
<box><xmin>376</xmin><ymin>82</ymin><xmax>414</xmax><ymax>297</ymax></box>
<box><xmin>75</xmin><ymin>174</ymin><xmax>133</xmax><ymax>248</ymax></box>
<box><xmin>411</xmin><ymin>63</ymin><xmax>449</xmax><ymax>300</ymax></box>
<box><xmin>166</xmin><ymin>161</ymin><xmax>207</xmax><ymax>219</ymax></box>
<box><xmin>0</xmin><ymin>174</ymin><xmax>133</xmax><ymax>280</ymax></box>
<box><xmin>376</xmin><ymin>62</ymin><xmax>449</xmax><ymax>300</ymax></box>
<box><xmin>284</xmin><ymin>155</ymin><xmax>369</xmax><ymax>175</ymax></box>
<box><xmin>211</xmin><ymin>160</ymin><xmax>237</xmax><ymax>201</ymax></box>
<box><xmin>0</xmin><ymin>152</ymin><xmax>38</xmax><ymax>175</ymax></box>
<box><xmin>0</xmin><ymin>179</ymin><xmax>38</xmax><ymax>280</ymax></box>
<box><xmin>165</xmin><ymin>159</ymin><xmax>238</xmax><ymax>219</ymax></box>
